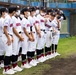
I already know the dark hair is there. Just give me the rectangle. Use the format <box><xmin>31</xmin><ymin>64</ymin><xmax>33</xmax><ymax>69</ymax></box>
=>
<box><xmin>30</xmin><ymin>7</ymin><xmax>36</xmax><ymax>12</ymax></box>
<box><xmin>40</xmin><ymin>7</ymin><xmax>46</xmax><ymax>12</ymax></box>
<box><xmin>0</xmin><ymin>7</ymin><xmax>7</xmax><ymax>15</ymax></box>
<box><xmin>21</xmin><ymin>7</ymin><xmax>29</xmax><ymax>15</ymax></box>
<box><xmin>8</xmin><ymin>7</ymin><xmax>17</xmax><ymax>13</ymax></box>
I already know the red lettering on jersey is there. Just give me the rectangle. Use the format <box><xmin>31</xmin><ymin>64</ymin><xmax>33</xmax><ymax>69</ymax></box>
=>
<box><xmin>27</xmin><ymin>24</ymin><xmax>30</xmax><ymax>27</ymax></box>
<box><xmin>16</xmin><ymin>23</ymin><xmax>21</xmax><ymax>26</ymax></box>
<box><xmin>10</xmin><ymin>24</ymin><xmax>13</xmax><ymax>27</ymax></box>
<box><xmin>35</xmin><ymin>21</ymin><xmax>39</xmax><ymax>23</ymax></box>
<box><xmin>41</xmin><ymin>20</ymin><xmax>44</xmax><ymax>22</ymax></box>
<box><xmin>45</xmin><ymin>24</ymin><xmax>51</xmax><ymax>28</ymax></box>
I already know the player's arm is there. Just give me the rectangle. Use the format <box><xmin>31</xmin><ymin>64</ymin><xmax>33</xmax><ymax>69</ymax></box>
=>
<box><xmin>30</xmin><ymin>26</ymin><xmax>35</xmax><ymax>41</ymax></box>
<box><xmin>4</xmin><ymin>26</ymin><xmax>11</xmax><ymax>45</ymax></box>
<box><xmin>13</xmin><ymin>28</ymin><xmax>24</xmax><ymax>41</ymax></box>
<box><xmin>57</xmin><ymin>19</ymin><xmax>60</xmax><ymax>29</ymax></box>
<box><xmin>23</xmin><ymin>27</ymin><xmax>33</xmax><ymax>41</ymax></box>
<box><xmin>35</xmin><ymin>24</ymin><xmax>41</xmax><ymax>38</ymax></box>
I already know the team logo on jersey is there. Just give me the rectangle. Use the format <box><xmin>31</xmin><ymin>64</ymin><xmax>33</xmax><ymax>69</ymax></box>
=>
<box><xmin>41</xmin><ymin>20</ymin><xmax>44</xmax><ymax>22</ymax></box>
<box><xmin>16</xmin><ymin>23</ymin><xmax>21</xmax><ymax>26</ymax></box>
<box><xmin>10</xmin><ymin>24</ymin><xmax>13</xmax><ymax>27</ymax></box>
<box><xmin>35</xmin><ymin>21</ymin><xmax>39</xmax><ymax>23</ymax></box>
<box><xmin>27</xmin><ymin>24</ymin><xmax>30</xmax><ymax>27</ymax></box>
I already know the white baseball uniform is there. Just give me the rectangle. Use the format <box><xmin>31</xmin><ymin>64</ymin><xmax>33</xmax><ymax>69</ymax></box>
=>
<box><xmin>3</xmin><ymin>15</ymin><xmax>13</xmax><ymax>56</ymax></box>
<box><xmin>36</xmin><ymin>14</ymin><xmax>46</xmax><ymax>50</ymax></box>
<box><xmin>12</xmin><ymin>16</ymin><xmax>22</xmax><ymax>55</ymax></box>
<box><xmin>45</xmin><ymin>18</ymin><xmax>53</xmax><ymax>48</ymax></box>
<box><xmin>21</xmin><ymin>17</ymin><xmax>30</xmax><ymax>55</ymax></box>
<box><xmin>0</xmin><ymin>17</ymin><xmax>6</xmax><ymax>56</ymax></box>
<box><xmin>51</xmin><ymin>18</ymin><xmax>60</xmax><ymax>45</ymax></box>
<box><xmin>28</xmin><ymin>16</ymin><xmax>36</xmax><ymax>52</ymax></box>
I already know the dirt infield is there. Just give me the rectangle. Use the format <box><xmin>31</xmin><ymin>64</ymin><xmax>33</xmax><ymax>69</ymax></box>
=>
<box><xmin>43</xmin><ymin>55</ymin><xmax>76</xmax><ymax>75</ymax></box>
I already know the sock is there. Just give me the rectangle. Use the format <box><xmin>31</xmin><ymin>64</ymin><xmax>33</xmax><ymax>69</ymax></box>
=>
<box><xmin>55</xmin><ymin>45</ymin><xmax>57</xmax><ymax>52</ymax></box>
<box><xmin>52</xmin><ymin>44</ymin><xmax>55</xmax><ymax>53</ymax></box>
<box><xmin>19</xmin><ymin>47</ymin><xmax>22</xmax><ymax>56</ymax></box>
<box><xmin>0</xmin><ymin>55</ymin><xmax>4</xmax><ymax>64</ymax></box>
<box><xmin>41</xmin><ymin>49</ymin><xmax>44</xmax><ymax>57</ymax></box>
<box><xmin>11</xmin><ymin>55</ymin><xmax>18</xmax><ymax>68</ymax></box>
<box><xmin>27</xmin><ymin>52</ymin><xmax>33</xmax><ymax>63</ymax></box>
<box><xmin>45</xmin><ymin>47</ymin><xmax>48</xmax><ymax>56</ymax></box>
<box><xmin>36</xmin><ymin>49</ymin><xmax>42</xmax><ymax>59</ymax></box>
<box><xmin>22</xmin><ymin>54</ymin><xmax>26</xmax><ymax>65</ymax></box>
<box><xmin>4</xmin><ymin>56</ymin><xmax>11</xmax><ymax>71</ymax></box>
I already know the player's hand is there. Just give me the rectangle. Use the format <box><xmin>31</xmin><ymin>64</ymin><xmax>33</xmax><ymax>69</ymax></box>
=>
<box><xmin>19</xmin><ymin>36</ymin><xmax>24</xmax><ymax>41</ymax></box>
<box><xmin>39</xmin><ymin>33</ymin><xmax>41</xmax><ymax>38</ymax></box>
<box><xmin>7</xmin><ymin>38</ymin><xmax>11</xmax><ymax>46</ymax></box>
<box><xmin>32</xmin><ymin>37</ymin><xmax>35</xmax><ymax>41</ymax></box>
<box><xmin>57</xmin><ymin>19</ymin><xmax>60</xmax><ymax>23</ymax></box>
<box><xmin>29</xmin><ymin>36</ymin><xmax>33</xmax><ymax>41</ymax></box>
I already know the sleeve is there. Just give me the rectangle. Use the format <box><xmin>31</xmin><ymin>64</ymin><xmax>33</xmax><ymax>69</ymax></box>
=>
<box><xmin>3</xmin><ymin>17</ymin><xmax>9</xmax><ymax>27</ymax></box>
<box><xmin>21</xmin><ymin>19</ymin><xmax>27</xmax><ymax>28</ymax></box>
<box><xmin>12</xmin><ymin>17</ymin><xmax>16</xmax><ymax>28</ymax></box>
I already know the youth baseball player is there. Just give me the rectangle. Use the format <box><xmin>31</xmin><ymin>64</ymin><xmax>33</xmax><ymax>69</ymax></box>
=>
<box><xmin>27</xmin><ymin>7</ymin><xmax>37</xmax><ymax>66</ymax></box>
<box><xmin>12</xmin><ymin>7</ymin><xmax>24</xmax><ymax>72</ymax></box>
<box><xmin>3</xmin><ymin>7</ymin><xmax>17</xmax><ymax>75</ymax></box>
<box><xmin>21</xmin><ymin>7</ymin><xmax>33</xmax><ymax>69</ymax></box>
<box><xmin>36</xmin><ymin>7</ymin><xmax>47</xmax><ymax>62</ymax></box>
<box><xmin>0</xmin><ymin>8</ymin><xmax>7</xmax><ymax>69</ymax></box>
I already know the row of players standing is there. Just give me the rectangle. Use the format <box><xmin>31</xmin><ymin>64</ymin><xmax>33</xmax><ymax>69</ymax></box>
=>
<box><xmin>0</xmin><ymin>6</ymin><xmax>66</xmax><ymax>74</ymax></box>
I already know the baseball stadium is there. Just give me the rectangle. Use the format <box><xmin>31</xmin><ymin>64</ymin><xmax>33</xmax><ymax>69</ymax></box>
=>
<box><xmin>0</xmin><ymin>0</ymin><xmax>76</xmax><ymax>75</ymax></box>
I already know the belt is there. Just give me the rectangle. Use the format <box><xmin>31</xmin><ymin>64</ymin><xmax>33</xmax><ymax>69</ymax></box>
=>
<box><xmin>8</xmin><ymin>34</ymin><xmax>12</xmax><ymax>37</ymax></box>
<box><xmin>41</xmin><ymin>29</ymin><xmax>45</xmax><ymax>32</ymax></box>
<box><xmin>19</xmin><ymin>31</ymin><xmax>22</xmax><ymax>34</ymax></box>
<box><xmin>3</xmin><ymin>33</ymin><xmax>12</xmax><ymax>37</ymax></box>
<box><xmin>41</xmin><ymin>29</ymin><xmax>46</xmax><ymax>34</ymax></box>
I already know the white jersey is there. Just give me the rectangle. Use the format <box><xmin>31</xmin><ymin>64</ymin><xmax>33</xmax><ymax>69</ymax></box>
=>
<box><xmin>0</xmin><ymin>17</ymin><xmax>5</xmax><ymax>36</ymax></box>
<box><xmin>45</xmin><ymin>18</ymin><xmax>52</xmax><ymax>31</ymax></box>
<box><xmin>21</xmin><ymin>17</ymin><xmax>30</xmax><ymax>33</ymax></box>
<box><xmin>33</xmin><ymin>16</ymin><xmax>40</xmax><ymax>27</ymax></box>
<box><xmin>28</xmin><ymin>16</ymin><xmax>36</xmax><ymax>32</ymax></box>
<box><xmin>12</xmin><ymin>16</ymin><xmax>22</xmax><ymax>33</ymax></box>
<box><xmin>50</xmin><ymin>18</ymin><xmax>58</xmax><ymax>30</ymax></box>
<box><xmin>3</xmin><ymin>15</ymin><xmax>13</xmax><ymax>35</ymax></box>
<box><xmin>37</xmin><ymin>14</ymin><xmax>45</xmax><ymax>30</ymax></box>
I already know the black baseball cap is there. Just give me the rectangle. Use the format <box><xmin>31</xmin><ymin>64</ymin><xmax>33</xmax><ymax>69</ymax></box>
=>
<box><xmin>8</xmin><ymin>7</ymin><xmax>17</xmax><ymax>13</ymax></box>
<box><xmin>21</xmin><ymin>7</ymin><xmax>29</xmax><ymax>14</ymax></box>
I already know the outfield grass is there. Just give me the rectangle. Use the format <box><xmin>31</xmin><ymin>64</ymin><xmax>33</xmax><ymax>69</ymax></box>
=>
<box><xmin>0</xmin><ymin>36</ymin><xmax>76</xmax><ymax>75</ymax></box>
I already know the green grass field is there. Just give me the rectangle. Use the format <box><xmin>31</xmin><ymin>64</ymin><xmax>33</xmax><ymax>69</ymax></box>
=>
<box><xmin>0</xmin><ymin>36</ymin><xmax>76</xmax><ymax>75</ymax></box>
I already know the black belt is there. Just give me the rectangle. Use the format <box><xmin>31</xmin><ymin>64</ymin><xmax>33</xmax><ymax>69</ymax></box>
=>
<box><xmin>41</xmin><ymin>29</ymin><xmax>45</xmax><ymax>32</ymax></box>
<box><xmin>41</xmin><ymin>29</ymin><xmax>46</xmax><ymax>34</ymax></box>
<box><xmin>8</xmin><ymin>34</ymin><xmax>12</xmax><ymax>36</ymax></box>
<box><xmin>3</xmin><ymin>33</ymin><xmax>12</xmax><ymax>36</ymax></box>
<box><xmin>19</xmin><ymin>32</ymin><xmax>22</xmax><ymax>34</ymax></box>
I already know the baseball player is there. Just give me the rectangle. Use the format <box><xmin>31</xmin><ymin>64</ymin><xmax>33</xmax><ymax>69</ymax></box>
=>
<box><xmin>27</xmin><ymin>7</ymin><xmax>37</xmax><ymax>66</ymax></box>
<box><xmin>51</xmin><ymin>9</ymin><xmax>66</xmax><ymax>56</ymax></box>
<box><xmin>36</xmin><ymin>7</ymin><xmax>47</xmax><ymax>62</ymax></box>
<box><xmin>0</xmin><ymin>8</ymin><xmax>7</xmax><ymax>69</ymax></box>
<box><xmin>11</xmin><ymin>7</ymin><xmax>24</xmax><ymax>72</ymax></box>
<box><xmin>3</xmin><ymin>7</ymin><xmax>17</xmax><ymax>74</ymax></box>
<box><xmin>21</xmin><ymin>7</ymin><xmax>33</xmax><ymax>69</ymax></box>
<box><xmin>45</xmin><ymin>10</ymin><xmax>56</xmax><ymax>59</ymax></box>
